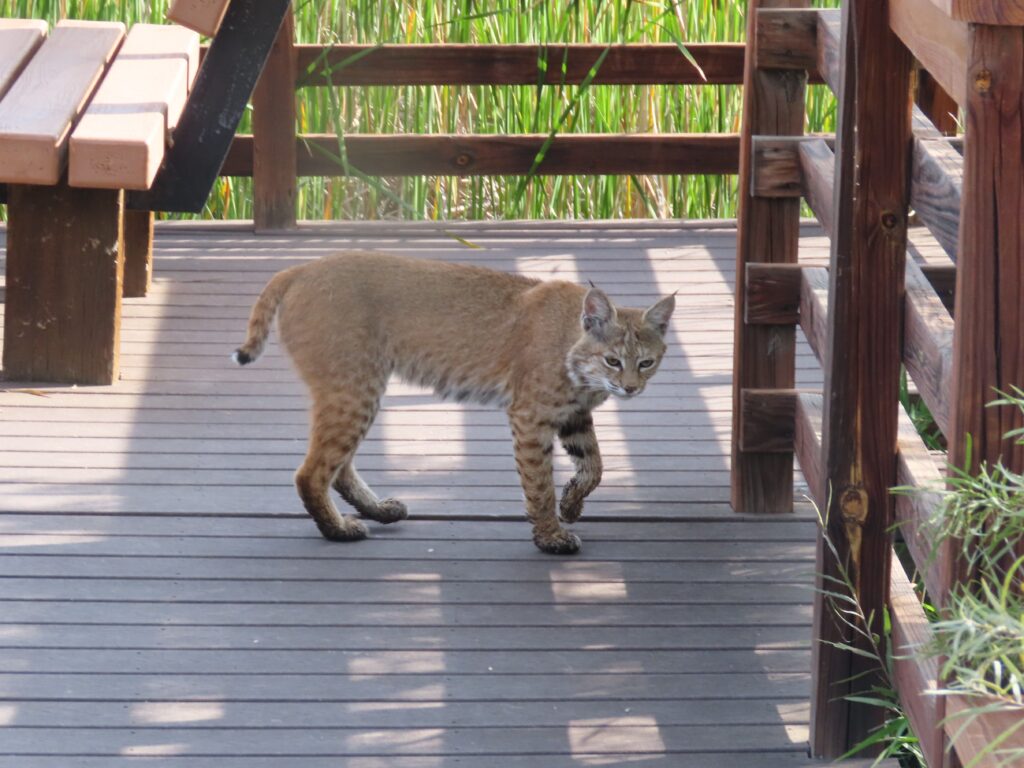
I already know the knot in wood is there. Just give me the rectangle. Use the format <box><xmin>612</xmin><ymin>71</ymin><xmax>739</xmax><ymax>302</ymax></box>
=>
<box><xmin>455</xmin><ymin>153</ymin><xmax>473</xmax><ymax>168</ymax></box>
<box><xmin>839</xmin><ymin>485</ymin><xmax>868</xmax><ymax>527</ymax></box>
<box><xmin>880</xmin><ymin>211</ymin><xmax>899</xmax><ymax>230</ymax></box>
<box><xmin>974</xmin><ymin>69</ymin><xmax>992</xmax><ymax>94</ymax></box>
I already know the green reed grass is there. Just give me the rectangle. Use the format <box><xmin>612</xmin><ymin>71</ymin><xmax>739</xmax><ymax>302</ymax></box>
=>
<box><xmin>1</xmin><ymin>0</ymin><xmax>837</xmax><ymax>221</ymax></box>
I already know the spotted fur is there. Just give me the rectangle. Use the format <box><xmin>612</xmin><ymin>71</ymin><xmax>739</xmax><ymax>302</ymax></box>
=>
<box><xmin>235</xmin><ymin>251</ymin><xmax>674</xmax><ymax>554</ymax></box>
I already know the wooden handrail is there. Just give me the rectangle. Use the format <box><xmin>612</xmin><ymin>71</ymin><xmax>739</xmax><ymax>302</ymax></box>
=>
<box><xmin>295</xmin><ymin>43</ymin><xmax>748</xmax><ymax>86</ymax></box>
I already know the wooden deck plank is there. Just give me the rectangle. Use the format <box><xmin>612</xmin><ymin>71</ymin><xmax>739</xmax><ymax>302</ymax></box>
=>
<box><xmin>0</xmin><ymin>758</ymin><xmax>861</xmax><ymax>768</ymax></box>
<box><xmin>0</xmin><ymin>221</ymin><xmax>823</xmax><ymax>764</ymax></box>
<box><xmin>0</xmin><ymin>671</ymin><xmax>809</xmax><ymax>700</ymax></box>
<box><xmin>0</xmin><ymin>698</ymin><xmax>812</xmax><ymax>728</ymax></box>
<box><xmin>0</xmin><ymin>646</ymin><xmax>813</xmax><ymax>674</ymax></box>
<box><xmin>0</xmin><ymin>724</ymin><xmax>810</xmax><ymax>756</ymax></box>
<box><xmin>0</xmin><ymin>554</ymin><xmax>813</xmax><ymax>583</ymax></box>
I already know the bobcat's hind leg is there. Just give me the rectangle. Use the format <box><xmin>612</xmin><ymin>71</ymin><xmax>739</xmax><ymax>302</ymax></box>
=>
<box><xmin>508</xmin><ymin>406</ymin><xmax>581</xmax><ymax>555</ymax></box>
<box><xmin>333</xmin><ymin>464</ymin><xmax>408</xmax><ymax>524</ymax></box>
<box><xmin>557</xmin><ymin>411</ymin><xmax>602</xmax><ymax>524</ymax></box>
<box><xmin>296</xmin><ymin>398</ymin><xmax>377</xmax><ymax>542</ymax></box>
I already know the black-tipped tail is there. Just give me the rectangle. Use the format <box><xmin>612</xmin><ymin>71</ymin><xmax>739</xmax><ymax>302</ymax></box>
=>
<box><xmin>232</xmin><ymin>349</ymin><xmax>254</xmax><ymax>366</ymax></box>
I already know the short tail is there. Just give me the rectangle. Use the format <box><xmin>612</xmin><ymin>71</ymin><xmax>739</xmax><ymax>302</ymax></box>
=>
<box><xmin>233</xmin><ymin>265</ymin><xmax>303</xmax><ymax>365</ymax></box>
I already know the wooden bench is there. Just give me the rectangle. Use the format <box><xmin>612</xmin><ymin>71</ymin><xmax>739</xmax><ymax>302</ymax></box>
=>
<box><xmin>0</xmin><ymin>20</ymin><xmax>198</xmax><ymax>385</ymax></box>
<box><xmin>0</xmin><ymin>1</ymin><xmax>292</xmax><ymax>386</ymax></box>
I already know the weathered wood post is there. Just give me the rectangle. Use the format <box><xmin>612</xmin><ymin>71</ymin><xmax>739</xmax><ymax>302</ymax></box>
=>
<box><xmin>809</xmin><ymin>0</ymin><xmax>913</xmax><ymax>757</ymax></box>
<box><xmin>252</xmin><ymin>6</ymin><xmax>297</xmax><ymax>230</ymax></box>
<box><xmin>731</xmin><ymin>0</ymin><xmax>808</xmax><ymax>514</ymax></box>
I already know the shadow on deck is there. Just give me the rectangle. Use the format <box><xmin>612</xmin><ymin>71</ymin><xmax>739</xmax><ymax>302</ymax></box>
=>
<box><xmin>0</xmin><ymin>220</ymin><xmax>839</xmax><ymax>767</ymax></box>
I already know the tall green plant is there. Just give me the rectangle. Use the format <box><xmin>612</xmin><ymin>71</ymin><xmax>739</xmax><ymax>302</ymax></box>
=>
<box><xmin>0</xmin><ymin>0</ymin><xmax>839</xmax><ymax>220</ymax></box>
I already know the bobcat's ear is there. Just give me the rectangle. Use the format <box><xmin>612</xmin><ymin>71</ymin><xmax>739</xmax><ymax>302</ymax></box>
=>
<box><xmin>581</xmin><ymin>287</ymin><xmax>615</xmax><ymax>335</ymax></box>
<box><xmin>643</xmin><ymin>293</ymin><xmax>676</xmax><ymax>336</ymax></box>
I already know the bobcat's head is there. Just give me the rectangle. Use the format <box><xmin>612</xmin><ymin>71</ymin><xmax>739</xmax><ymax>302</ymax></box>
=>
<box><xmin>567</xmin><ymin>287</ymin><xmax>675</xmax><ymax>399</ymax></box>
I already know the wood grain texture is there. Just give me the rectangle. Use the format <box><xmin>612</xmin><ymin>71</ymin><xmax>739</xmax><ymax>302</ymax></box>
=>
<box><xmin>122</xmin><ymin>210</ymin><xmax>154</xmax><ymax>299</ymax></box>
<box><xmin>168</xmin><ymin>0</ymin><xmax>231</xmax><ymax>37</ymax></box>
<box><xmin>0</xmin><ymin>20</ymin><xmax>124</xmax><ymax>186</ymax></box>
<box><xmin>912</xmin><ymin>137</ymin><xmax>964</xmax><ymax>260</ymax></box>
<box><xmin>895</xmin><ymin>412</ymin><xmax>949</xmax><ymax>604</ymax></box>
<box><xmin>3</xmin><ymin>184</ymin><xmax>123</xmax><ymax>384</ymax></box>
<box><xmin>0</xmin><ymin>19</ymin><xmax>48</xmax><ymax>102</ymax></box>
<box><xmin>740</xmin><ymin>388</ymin><xmax>798</xmax><ymax>452</ymax></box>
<box><xmin>811</xmin><ymin>0</ymin><xmax>913</xmax><ymax>756</ymax></box>
<box><xmin>799</xmin><ymin>267</ymin><xmax>829</xmax><ymax>364</ymax></box>
<box><xmin>797</xmin><ymin>138</ymin><xmax>836</xmax><ymax>235</ymax></box>
<box><xmin>751</xmin><ymin>136</ymin><xmax>803</xmax><ymax>198</ymax></box>
<box><xmin>890</xmin><ymin>0</ymin><xmax>968</xmax><ymax>106</ymax></box>
<box><xmin>296</xmin><ymin>43</ymin><xmax>744</xmax><ymax>86</ymax></box>
<box><xmin>950</xmin><ymin>24</ymin><xmax>1024</xmax><ymax>478</ymax></box>
<box><xmin>903</xmin><ymin>258</ymin><xmax>954</xmax><ymax>436</ymax></box>
<box><xmin>731</xmin><ymin>0</ymin><xmax>808</xmax><ymax>515</ymax></box>
<box><xmin>755</xmin><ymin>9</ymin><xmax>819</xmax><ymax>71</ymax></box>
<box><xmin>890</xmin><ymin>554</ymin><xmax>945</xmax><ymax>768</ymax></box>
<box><xmin>69</xmin><ymin>25</ymin><xmax>199</xmax><ymax>190</ymax></box>
<box><xmin>794</xmin><ymin>392</ymin><xmax>824</xmax><ymax>505</ymax></box>
<box><xmin>746</xmin><ymin>262</ymin><xmax>803</xmax><ymax>323</ymax></box>
<box><xmin>951</xmin><ymin>0</ymin><xmax>1024</xmax><ymax>24</ymax></box>
<box><xmin>252</xmin><ymin>8</ymin><xmax>297</xmax><ymax>231</ymax></box>
<box><xmin>221</xmin><ymin>133</ymin><xmax>741</xmax><ymax>177</ymax></box>
<box><xmin>917</xmin><ymin>69</ymin><xmax>960</xmax><ymax>136</ymax></box>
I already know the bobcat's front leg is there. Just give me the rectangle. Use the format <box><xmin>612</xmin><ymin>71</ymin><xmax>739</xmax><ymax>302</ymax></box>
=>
<box><xmin>558</xmin><ymin>411</ymin><xmax>602</xmax><ymax>524</ymax></box>
<box><xmin>508</xmin><ymin>408</ymin><xmax>581</xmax><ymax>555</ymax></box>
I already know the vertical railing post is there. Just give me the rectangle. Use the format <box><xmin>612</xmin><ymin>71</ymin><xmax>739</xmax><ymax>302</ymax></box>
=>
<box><xmin>947</xmin><ymin>37</ymin><xmax>1024</xmax><ymax>753</ymax></box>
<box><xmin>252</xmin><ymin>6</ymin><xmax>297</xmax><ymax>230</ymax></box>
<box><xmin>949</xmin><ymin>24</ymin><xmax>1024</xmax><ymax>487</ymax></box>
<box><xmin>731</xmin><ymin>0</ymin><xmax>808</xmax><ymax>514</ymax></box>
<box><xmin>809</xmin><ymin>0</ymin><xmax>913</xmax><ymax>758</ymax></box>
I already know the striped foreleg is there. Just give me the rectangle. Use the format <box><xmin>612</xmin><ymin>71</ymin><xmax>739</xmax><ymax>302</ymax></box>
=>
<box><xmin>557</xmin><ymin>411</ymin><xmax>602</xmax><ymax>524</ymax></box>
<box><xmin>508</xmin><ymin>408</ymin><xmax>582</xmax><ymax>555</ymax></box>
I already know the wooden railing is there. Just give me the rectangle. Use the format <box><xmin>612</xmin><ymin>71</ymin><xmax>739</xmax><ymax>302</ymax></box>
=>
<box><xmin>734</xmin><ymin>1</ymin><xmax>1024</xmax><ymax>764</ymax></box>
<box><xmin>237</xmin><ymin>13</ymin><xmax>761</xmax><ymax>228</ymax></box>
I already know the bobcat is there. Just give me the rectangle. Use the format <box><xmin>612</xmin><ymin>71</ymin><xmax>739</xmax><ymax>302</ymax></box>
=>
<box><xmin>234</xmin><ymin>251</ymin><xmax>674</xmax><ymax>554</ymax></box>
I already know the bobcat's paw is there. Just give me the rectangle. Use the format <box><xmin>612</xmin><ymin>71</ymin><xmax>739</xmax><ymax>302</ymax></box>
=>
<box><xmin>317</xmin><ymin>515</ymin><xmax>369</xmax><ymax>542</ymax></box>
<box><xmin>367</xmin><ymin>498</ymin><xmax>408</xmax><ymax>525</ymax></box>
<box><xmin>558</xmin><ymin>478</ymin><xmax>585</xmax><ymax>523</ymax></box>
<box><xmin>534</xmin><ymin>529</ymin><xmax>582</xmax><ymax>555</ymax></box>
<box><xmin>559</xmin><ymin>495</ymin><xmax>583</xmax><ymax>524</ymax></box>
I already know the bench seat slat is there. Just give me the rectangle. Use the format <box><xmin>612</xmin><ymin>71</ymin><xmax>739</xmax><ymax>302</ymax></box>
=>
<box><xmin>0</xmin><ymin>19</ymin><xmax>48</xmax><ymax>102</ymax></box>
<box><xmin>168</xmin><ymin>0</ymin><xmax>232</xmax><ymax>38</ymax></box>
<box><xmin>0</xmin><ymin>20</ymin><xmax>124</xmax><ymax>186</ymax></box>
<box><xmin>69</xmin><ymin>24</ymin><xmax>201</xmax><ymax>191</ymax></box>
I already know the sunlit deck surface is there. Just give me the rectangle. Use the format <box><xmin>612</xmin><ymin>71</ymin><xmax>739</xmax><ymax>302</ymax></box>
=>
<box><xmin>0</xmin><ymin>221</ymin><xmax>837</xmax><ymax>767</ymax></box>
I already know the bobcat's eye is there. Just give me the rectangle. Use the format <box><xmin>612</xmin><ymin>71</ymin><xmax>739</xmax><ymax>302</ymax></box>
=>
<box><xmin>604</xmin><ymin>356</ymin><xmax>622</xmax><ymax>369</ymax></box>
<box><xmin>638</xmin><ymin>359</ymin><xmax>655</xmax><ymax>370</ymax></box>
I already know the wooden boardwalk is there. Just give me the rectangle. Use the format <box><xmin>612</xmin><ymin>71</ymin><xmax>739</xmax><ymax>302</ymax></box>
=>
<box><xmin>0</xmin><ymin>221</ymin><xmax>835</xmax><ymax>766</ymax></box>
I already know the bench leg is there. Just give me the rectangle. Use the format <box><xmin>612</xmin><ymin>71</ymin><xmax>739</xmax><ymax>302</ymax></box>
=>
<box><xmin>123</xmin><ymin>210</ymin><xmax>154</xmax><ymax>298</ymax></box>
<box><xmin>3</xmin><ymin>183</ymin><xmax>124</xmax><ymax>385</ymax></box>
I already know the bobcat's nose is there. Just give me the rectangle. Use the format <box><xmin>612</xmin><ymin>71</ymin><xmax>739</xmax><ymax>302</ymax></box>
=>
<box><xmin>623</xmin><ymin>385</ymin><xmax>638</xmax><ymax>395</ymax></box>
